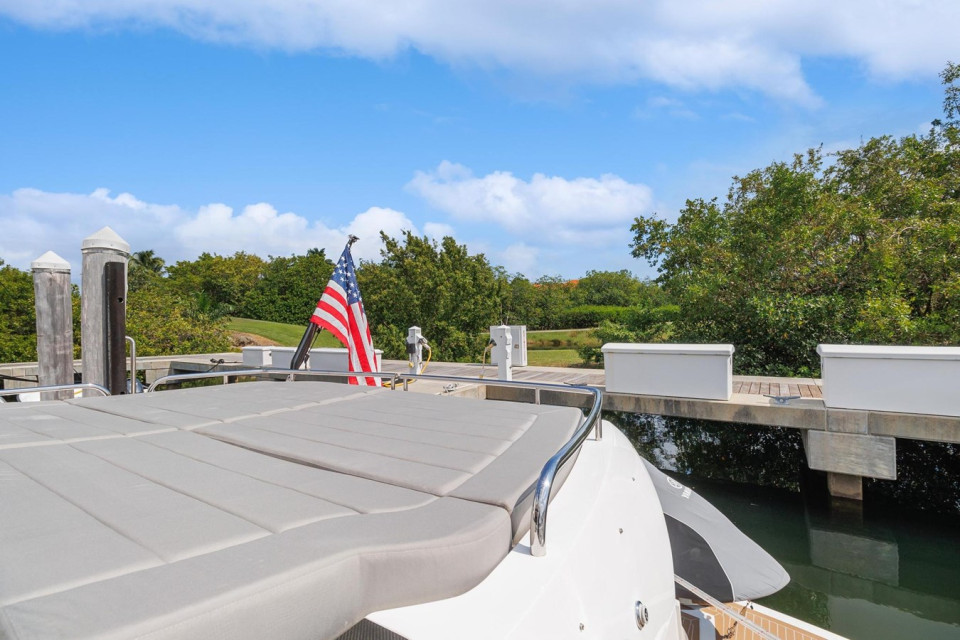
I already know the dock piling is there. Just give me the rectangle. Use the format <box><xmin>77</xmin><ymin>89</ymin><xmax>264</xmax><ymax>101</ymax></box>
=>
<box><xmin>81</xmin><ymin>227</ymin><xmax>130</xmax><ymax>395</ymax></box>
<box><xmin>31</xmin><ymin>252</ymin><xmax>74</xmax><ymax>400</ymax></box>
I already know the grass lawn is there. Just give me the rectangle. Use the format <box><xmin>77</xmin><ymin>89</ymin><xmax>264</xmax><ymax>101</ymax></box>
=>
<box><xmin>229</xmin><ymin>318</ymin><xmax>593</xmax><ymax>368</ymax></box>
<box><xmin>227</xmin><ymin>317</ymin><xmax>343</xmax><ymax>348</ymax></box>
<box><xmin>525</xmin><ymin>348</ymin><xmax>585</xmax><ymax>367</ymax></box>
<box><xmin>526</xmin><ymin>328</ymin><xmax>598</xmax><ymax>350</ymax></box>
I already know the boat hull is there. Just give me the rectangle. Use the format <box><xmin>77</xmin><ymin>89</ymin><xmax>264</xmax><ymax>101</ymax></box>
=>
<box><xmin>369</xmin><ymin>422</ymin><xmax>683</xmax><ymax>639</ymax></box>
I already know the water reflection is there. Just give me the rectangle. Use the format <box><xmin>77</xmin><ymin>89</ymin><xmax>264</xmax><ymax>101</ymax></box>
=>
<box><xmin>605</xmin><ymin>411</ymin><xmax>960</xmax><ymax>640</ymax></box>
<box><xmin>609</xmin><ymin>411</ymin><xmax>806</xmax><ymax>490</ymax></box>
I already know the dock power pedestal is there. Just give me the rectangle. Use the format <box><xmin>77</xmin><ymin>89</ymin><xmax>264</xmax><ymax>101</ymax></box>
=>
<box><xmin>406</xmin><ymin>326</ymin><xmax>427</xmax><ymax>375</ymax></box>
<box><xmin>490</xmin><ymin>325</ymin><xmax>513</xmax><ymax>381</ymax></box>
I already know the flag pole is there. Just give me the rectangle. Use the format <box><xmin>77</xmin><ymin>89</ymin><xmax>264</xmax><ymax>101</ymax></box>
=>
<box><xmin>289</xmin><ymin>235</ymin><xmax>359</xmax><ymax>371</ymax></box>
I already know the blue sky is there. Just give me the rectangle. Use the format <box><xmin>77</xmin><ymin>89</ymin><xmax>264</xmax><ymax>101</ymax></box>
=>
<box><xmin>0</xmin><ymin>2</ymin><xmax>955</xmax><ymax>279</ymax></box>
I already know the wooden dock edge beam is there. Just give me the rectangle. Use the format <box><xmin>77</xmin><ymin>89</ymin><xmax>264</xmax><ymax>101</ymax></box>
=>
<box><xmin>487</xmin><ymin>387</ymin><xmax>909</xmax><ymax>501</ymax></box>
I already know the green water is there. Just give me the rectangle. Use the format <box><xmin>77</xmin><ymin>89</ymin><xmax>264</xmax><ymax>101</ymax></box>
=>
<box><xmin>605</xmin><ymin>411</ymin><xmax>960</xmax><ymax>640</ymax></box>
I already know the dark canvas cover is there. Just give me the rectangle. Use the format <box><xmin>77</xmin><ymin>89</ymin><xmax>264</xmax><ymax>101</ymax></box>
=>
<box><xmin>641</xmin><ymin>458</ymin><xmax>790</xmax><ymax>603</ymax></box>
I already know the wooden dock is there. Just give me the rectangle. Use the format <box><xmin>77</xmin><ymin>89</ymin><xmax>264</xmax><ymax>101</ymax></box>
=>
<box><xmin>681</xmin><ymin>604</ymin><xmax>842</xmax><ymax>640</ymax></box>
<box><xmin>378</xmin><ymin>359</ymin><xmax>956</xmax><ymax>502</ymax></box>
<box><xmin>733</xmin><ymin>379</ymin><xmax>821</xmax><ymax>399</ymax></box>
<box><xmin>3</xmin><ymin>354</ymin><xmax>955</xmax><ymax>448</ymax></box>
<box><xmin>5</xmin><ymin>353</ymin><xmax>959</xmax><ymax>500</ymax></box>
<box><xmin>380</xmin><ymin>359</ymin><xmax>826</xmax><ymax>400</ymax></box>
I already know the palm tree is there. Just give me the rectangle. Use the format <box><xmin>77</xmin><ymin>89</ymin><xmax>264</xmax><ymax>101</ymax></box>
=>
<box><xmin>131</xmin><ymin>250</ymin><xmax>165</xmax><ymax>275</ymax></box>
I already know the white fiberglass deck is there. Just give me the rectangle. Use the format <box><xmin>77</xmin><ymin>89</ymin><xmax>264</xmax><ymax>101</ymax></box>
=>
<box><xmin>0</xmin><ymin>382</ymin><xmax>583</xmax><ymax>640</ymax></box>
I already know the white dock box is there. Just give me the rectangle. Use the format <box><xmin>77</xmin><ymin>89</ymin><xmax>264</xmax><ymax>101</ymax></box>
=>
<box><xmin>601</xmin><ymin>343</ymin><xmax>734</xmax><ymax>400</ymax></box>
<box><xmin>818</xmin><ymin>344</ymin><xmax>960</xmax><ymax>417</ymax></box>
<box><xmin>307</xmin><ymin>348</ymin><xmax>348</xmax><ymax>371</ymax></box>
<box><xmin>269</xmin><ymin>347</ymin><xmax>302</xmax><ymax>370</ymax></box>
<box><xmin>272</xmin><ymin>346</ymin><xmax>382</xmax><ymax>372</ymax></box>
<box><xmin>241</xmin><ymin>346</ymin><xmax>272</xmax><ymax>367</ymax></box>
<box><xmin>307</xmin><ymin>348</ymin><xmax>383</xmax><ymax>372</ymax></box>
<box><xmin>490</xmin><ymin>325</ymin><xmax>528</xmax><ymax>367</ymax></box>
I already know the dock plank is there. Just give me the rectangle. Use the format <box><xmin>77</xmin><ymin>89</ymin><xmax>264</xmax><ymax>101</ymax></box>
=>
<box><xmin>687</xmin><ymin>604</ymin><xmax>834</xmax><ymax>640</ymax></box>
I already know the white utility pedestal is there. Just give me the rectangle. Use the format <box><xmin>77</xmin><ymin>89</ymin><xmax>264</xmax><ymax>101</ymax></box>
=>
<box><xmin>490</xmin><ymin>325</ymin><xmax>527</xmax><ymax>367</ymax></box>
<box><xmin>490</xmin><ymin>325</ymin><xmax>513</xmax><ymax>381</ymax></box>
<box><xmin>407</xmin><ymin>326</ymin><xmax>425</xmax><ymax>374</ymax></box>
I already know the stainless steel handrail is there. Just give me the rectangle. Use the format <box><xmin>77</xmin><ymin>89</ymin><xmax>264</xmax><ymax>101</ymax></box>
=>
<box><xmin>146</xmin><ymin>368</ymin><xmax>400</xmax><ymax>392</ymax></box>
<box><xmin>391</xmin><ymin>373</ymin><xmax>603</xmax><ymax>557</ymax></box>
<box><xmin>391</xmin><ymin>372</ymin><xmax>601</xmax><ymax>435</ymax></box>
<box><xmin>146</xmin><ymin>368</ymin><xmax>602</xmax><ymax>556</ymax></box>
<box><xmin>0</xmin><ymin>383</ymin><xmax>111</xmax><ymax>400</ymax></box>
<box><xmin>126</xmin><ymin>336</ymin><xmax>138</xmax><ymax>393</ymax></box>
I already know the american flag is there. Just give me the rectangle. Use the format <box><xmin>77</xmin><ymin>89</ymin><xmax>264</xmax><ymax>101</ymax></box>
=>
<box><xmin>310</xmin><ymin>244</ymin><xmax>381</xmax><ymax>386</ymax></box>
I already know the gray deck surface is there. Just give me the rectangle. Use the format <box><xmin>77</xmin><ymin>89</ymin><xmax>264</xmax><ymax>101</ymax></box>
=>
<box><xmin>0</xmin><ymin>381</ymin><xmax>582</xmax><ymax>640</ymax></box>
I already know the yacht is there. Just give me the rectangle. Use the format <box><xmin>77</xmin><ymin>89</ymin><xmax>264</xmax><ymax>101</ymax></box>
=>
<box><xmin>0</xmin><ymin>370</ymin><xmax>828</xmax><ymax>639</ymax></box>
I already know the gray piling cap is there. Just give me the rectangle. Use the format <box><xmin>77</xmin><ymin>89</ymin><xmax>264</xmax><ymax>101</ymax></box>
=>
<box><xmin>31</xmin><ymin>251</ymin><xmax>71</xmax><ymax>272</ymax></box>
<box><xmin>82</xmin><ymin>226</ymin><xmax>130</xmax><ymax>254</ymax></box>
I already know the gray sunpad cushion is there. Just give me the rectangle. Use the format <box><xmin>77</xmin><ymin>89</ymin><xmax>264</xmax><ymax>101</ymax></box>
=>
<box><xmin>2</xmin><ymin>495</ymin><xmax>509</xmax><ymax>640</ymax></box>
<box><xmin>65</xmin><ymin>381</ymin><xmax>379</xmax><ymax>427</ymax></box>
<box><xmin>139</xmin><ymin>430</ymin><xmax>434</xmax><ymax>514</ymax></box>
<box><xmin>0</xmin><ymin>402</ymin><xmax>169</xmax><ymax>449</ymax></box>
<box><xmin>63</xmin><ymin>381</ymin><xmax>583</xmax><ymax>526</ymax></box>
<box><xmin>194</xmin><ymin>389</ymin><xmax>583</xmax><ymax>521</ymax></box>
<box><xmin>1</xmin><ymin>381</ymin><xmax>584</xmax><ymax>640</ymax></box>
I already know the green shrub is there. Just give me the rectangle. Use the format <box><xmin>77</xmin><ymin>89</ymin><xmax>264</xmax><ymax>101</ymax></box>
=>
<box><xmin>557</xmin><ymin>305</ymin><xmax>632</xmax><ymax>329</ymax></box>
<box><xmin>126</xmin><ymin>281</ymin><xmax>231</xmax><ymax>356</ymax></box>
<box><xmin>577</xmin><ymin>305</ymin><xmax>680</xmax><ymax>366</ymax></box>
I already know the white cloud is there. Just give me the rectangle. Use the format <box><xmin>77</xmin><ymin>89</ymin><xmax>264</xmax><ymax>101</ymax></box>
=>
<box><xmin>498</xmin><ymin>242</ymin><xmax>540</xmax><ymax>276</ymax></box>
<box><xmin>423</xmin><ymin>222</ymin><xmax>456</xmax><ymax>240</ymax></box>
<box><xmin>721</xmin><ymin>112</ymin><xmax>756</xmax><ymax>123</ymax></box>
<box><xmin>636</xmin><ymin>96</ymin><xmax>699</xmax><ymax>120</ymax></box>
<box><xmin>407</xmin><ymin>161</ymin><xmax>652</xmax><ymax>246</ymax></box>
<box><xmin>1</xmin><ymin>1</ymin><xmax>956</xmax><ymax>103</ymax></box>
<box><xmin>0</xmin><ymin>187</ymin><xmax>416</xmax><ymax>271</ymax></box>
<box><xmin>342</xmin><ymin>207</ymin><xmax>416</xmax><ymax>261</ymax></box>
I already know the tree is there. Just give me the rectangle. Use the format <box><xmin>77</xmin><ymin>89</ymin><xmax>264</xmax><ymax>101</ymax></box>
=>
<box><xmin>941</xmin><ymin>60</ymin><xmax>960</xmax><ymax>127</ymax></box>
<box><xmin>501</xmin><ymin>274</ymin><xmax>542</xmax><ymax>327</ymax></box>
<box><xmin>239</xmin><ymin>249</ymin><xmax>334</xmax><ymax>324</ymax></box>
<box><xmin>126</xmin><ymin>278</ymin><xmax>231</xmax><ymax>356</ymax></box>
<box><xmin>530</xmin><ymin>276</ymin><xmax>576</xmax><ymax>329</ymax></box>
<box><xmin>166</xmin><ymin>252</ymin><xmax>265</xmax><ymax>319</ymax></box>
<box><xmin>0</xmin><ymin>259</ymin><xmax>81</xmax><ymax>365</ymax></box>
<box><xmin>630</xmin><ymin>69</ymin><xmax>960</xmax><ymax>375</ymax></box>
<box><xmin>131</xmin><ymin>250</ymin><xmax>165</xmax><ymax>274</ymax></box>
<box><xmin>0</xmin><ymin>259</ymin><xmax>37</xmax><ymax>363</ymax></box>
<box><xmin>357</xmin><ymin>232</ymin><xmax>504</xmax><ymax>362</ymax></box>
<box><xmin>129</xmin><ymin>249</ymin><xmax>166</xmax><ymax>292</ymax></box>
<box><xmin>571</xmin><ymin>270</ymin><xmax>643</xmax><ymax>307</ymax></box>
